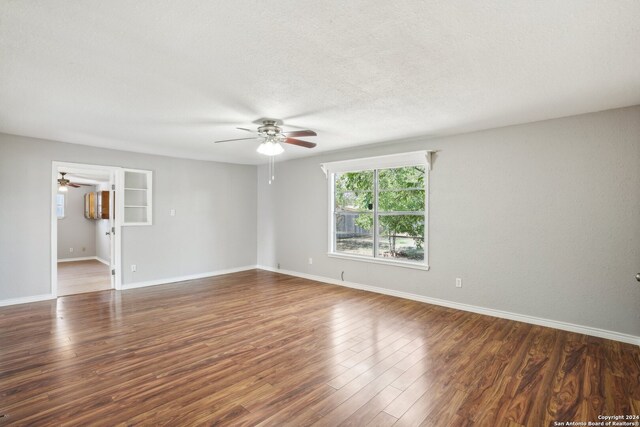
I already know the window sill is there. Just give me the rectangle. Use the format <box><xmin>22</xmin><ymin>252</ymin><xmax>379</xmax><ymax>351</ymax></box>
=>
<box><xmin>327</xmin><ymin>253</ymin><xmax>430</xmax><ymax>271</ymax></box>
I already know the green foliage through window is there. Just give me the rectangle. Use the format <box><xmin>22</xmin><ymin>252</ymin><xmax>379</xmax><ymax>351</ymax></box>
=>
<box><xmin>333</xmin><ymin>166</ymin><xmax>426</xmax><ymax>262</ymax></box>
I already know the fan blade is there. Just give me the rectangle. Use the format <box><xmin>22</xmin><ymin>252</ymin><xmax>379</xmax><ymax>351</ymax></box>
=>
<box><xmin>282</xmin><ymin>130</ymin><xmax>317</xmax><ymax>137</ymax></box>
<box><xmin>214</xmin><ymin>137</ymin><xmax>257</xmax><ymax>144</ymax></box>
<box><xmin>71</xmin><ymin>182</ymin><xmax>92</xmax><ymax>186</ymax></box>
<box><xmin>284</xmin><ymin>138</ymin><xmax>317</xmax><ymax>148</ymax></box>
<box><xmin>68</xmin><ymin>183</ymin><xmax>81</xmax><ymax>188</ymax></box>
<box><xmin>236</xmin><ymin>127</ymin><xmax>256</xmax><ymax>133</ymax></box>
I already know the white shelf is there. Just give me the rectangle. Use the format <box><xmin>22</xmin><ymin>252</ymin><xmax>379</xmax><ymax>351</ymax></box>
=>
<box><xmin>122</xmin><ymin>169</ymin><xmax>152</xmax><ymax>225</ymax></box>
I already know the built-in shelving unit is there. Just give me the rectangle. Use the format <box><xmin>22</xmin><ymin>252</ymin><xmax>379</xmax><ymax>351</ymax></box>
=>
<box><xmin>122</xmin><ymin>169</ymin><xmax>152</xmax><ymax>226</ymax></box>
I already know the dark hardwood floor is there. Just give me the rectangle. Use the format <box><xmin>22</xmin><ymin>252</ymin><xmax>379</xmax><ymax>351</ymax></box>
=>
<box><xmin>0</xmin><ymin>270</ymin><xmax>638</xmax><ymax>426</ymax></box>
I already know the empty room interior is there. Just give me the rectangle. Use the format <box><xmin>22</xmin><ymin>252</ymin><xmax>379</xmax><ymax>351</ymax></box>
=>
<box><xmin>0</xmin><ymin>1</ymin><xmax>638</xmax><ymax>426</ymax></box>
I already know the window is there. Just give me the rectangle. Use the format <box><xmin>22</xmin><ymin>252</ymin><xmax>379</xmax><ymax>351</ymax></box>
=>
<box><xmin>324</xmin><ymin>151</ymin><xmax>430</xmax><ymax>269</ymax></box>
<box><xmin>56</xmin><ymin>193</ymin><xmax>65</xmax><ymax>219</ymax></box>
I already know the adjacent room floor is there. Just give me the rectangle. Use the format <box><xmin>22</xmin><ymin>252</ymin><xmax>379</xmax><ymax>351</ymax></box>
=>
<box><xmin>1</xmin><ymin>269</ymin><xmax>638</xmax><ymax>425</ymax></box>
<box><xmin>57</xmin><ymin>259</ymin><xmax>111</xmax><ymax>296</ymax></box>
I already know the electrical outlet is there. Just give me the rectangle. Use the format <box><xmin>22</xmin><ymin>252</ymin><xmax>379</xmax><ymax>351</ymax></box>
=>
<box><xmin>131</xmin><ymin>264</ymin><xmax>137</xmax><ymax>272</ymax></box>
<box><xmin>456</xmin><ymin>278</ymin><xmax>462</xmax><ymax>288</ymax></box>
<box><xmin>170</xmin><ymin>209</ymin><xmax>176</xmax><ymax>216</ymax></box>
<box><xmin>82</xmin><ymin>247</ymin><xmax>86</xmax><ymax>252</ymax></box>
<box><xmin>308</xmin><ymin>258</ymin><xmax>313</xmax><ymax>265</ymax></box>
<box><xmin>277</xmin><ymin>263</ymin><xmax>280</xmax><ymax>269</ymax></box>
<box><xmin>69</xmin><ymin>247</ymin><xmax>74</xmax><ymax>253</ymax></box>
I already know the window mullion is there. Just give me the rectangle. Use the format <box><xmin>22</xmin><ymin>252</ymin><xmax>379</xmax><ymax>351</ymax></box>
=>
<box><xmin>373</xmin><ymin>169</ymin><xmax>379</xmax><ymax>258</ymax></box>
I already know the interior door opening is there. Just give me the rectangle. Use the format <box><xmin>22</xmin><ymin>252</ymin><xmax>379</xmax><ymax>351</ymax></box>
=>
<box><xmin>51</xmin><ymin>162</ymin><xmax>121</xmax><ymax>297</ymax></box>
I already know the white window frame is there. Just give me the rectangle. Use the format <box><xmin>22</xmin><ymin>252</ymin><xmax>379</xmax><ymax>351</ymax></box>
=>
<box><xmin>322</xmin><ymin>151</ymin><xmax>432</xmax><ymax>271</ymax></box>
<box><xmin>56</xmin><ymin>193</ymin><xmax>66</xmax><ymax>219</ymax></box>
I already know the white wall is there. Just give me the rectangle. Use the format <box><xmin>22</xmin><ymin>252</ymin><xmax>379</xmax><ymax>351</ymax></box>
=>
<box><xmin>257</xmin><ymin>106</ymin><xmax>640</xmax><ymax>338</ymax></box>
<box><xmin>0</xmin><ymin>134</ymin><xmax>257</xmax><ymax>300</ymax></box>
<box><xmin>95</xmin><ymin>182</ymin><xmax>111</xmax><ymax>264</ymax></box>
<box><xmin>57</xmin><ymin>185</ymin><xmax>97</xmax><ymax>260</ymax></box>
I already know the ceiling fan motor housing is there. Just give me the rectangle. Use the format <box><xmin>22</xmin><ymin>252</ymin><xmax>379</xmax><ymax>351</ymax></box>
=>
<box><xmin>58</xmin><ymin>172</ymin><xmax>70</xmax><ymax>186</ymax></box>
<box><xmin>257</xmin><ymin>120</ymin><xmax>281</xmax><ymax>137</ymax></box>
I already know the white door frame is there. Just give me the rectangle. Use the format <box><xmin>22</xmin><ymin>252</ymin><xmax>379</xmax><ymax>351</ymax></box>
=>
<box><xmin>51</xmin><ymin>161</ymin><xmax>123</xmax><ymax>296</ymax></box>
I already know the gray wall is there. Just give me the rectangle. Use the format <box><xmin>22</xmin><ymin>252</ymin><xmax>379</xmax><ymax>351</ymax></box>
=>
<box><xmin>57</xmin><ymin>185</ymin><xmax>97</xmax><ymax>260</ymax></box>
<box><xmin>0</xmin><ymin>133</ymin><xmax>257</xmax><ymax>299</ymax></box>
<box><xmin>257</xmin><ymin>106</ymin><xmax>640</xmax><ymax>337</ymax></box>
<box><xmin>1</xmin><ymin>106</ymin><xmax>638</xmax><ymax>337</ymax></box>
<box><xmin>95</xmin><ymin>182</ymin><xmax>111</xmax><ymax>263</ymax></box>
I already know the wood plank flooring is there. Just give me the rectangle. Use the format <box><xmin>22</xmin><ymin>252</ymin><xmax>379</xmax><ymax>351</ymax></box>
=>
<box><xmin>57</xmin><ymin>260</ymin><xmax>111</xmax><ymax>296</ymax></box>
<box><xmin>0</xmin><ymin>269</ymin><xmax>638</xmax><ymax>425</ymax></box>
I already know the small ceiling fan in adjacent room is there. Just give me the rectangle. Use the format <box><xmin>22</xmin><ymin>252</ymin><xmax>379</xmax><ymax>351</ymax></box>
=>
<box><xmin>214</xmin><ymin>119</ymin><xmax>318</xmax><ymax>184</ymax></box>
<box><xmin>57</xmin><ymin>172</ymin><xmax>91</xmax><ymax>192</ymax></box>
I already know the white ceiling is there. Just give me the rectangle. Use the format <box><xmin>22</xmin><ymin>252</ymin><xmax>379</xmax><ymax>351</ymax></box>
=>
<box><xmin>64</xmin><ymin>173</ymin><xmax>109</xmax><ymax>185</ymax></box>
<box><xmin>1</xmin><ymin>1</ymin><xmax>639</xmax><ymax>165</ymax></box>
<box><xmin>58</xmin><ymin>167</ymin><xmax>110</xmax><ymax>185</ymax></box>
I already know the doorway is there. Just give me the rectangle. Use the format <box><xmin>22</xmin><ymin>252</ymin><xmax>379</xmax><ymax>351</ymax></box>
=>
<box><xmin>51</xmin><ymin>162</ymin><xmax>122</xmax><ymax>297</ymax></box>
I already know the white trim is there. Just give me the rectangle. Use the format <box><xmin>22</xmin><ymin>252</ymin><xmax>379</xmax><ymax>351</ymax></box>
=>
<box><xmin>95</xmin><ymin>257</ymin><xmax>110</xmax><ymax>266</ymax></box>
<box><xmin>0</xmin><ymin>294</ymin><xmax>55</xmax><ymax>307</ymax></box>
<box><xmin>122</xmin><ymin>265</ymin><xmax>258</xmax><ymax>290</ymax></box>
<box><xmin>256</xmin><ymin>266</ymin><xmax>640</xmax><ymax>346</ymax></box>
<box><xmin>327</xmin><ymin>172</ymin><xmax>334</xmax><ymax>253</ymax></box>
<box><xmin>121</xmin><ymin>168</ymin><xmax>153</xmax><ymax>226</ymax></box>
<box><xmin>321</xmin><ymin>150</ymin><xmax>432</xmax><ymax>175</ymax></box>
<box><xmin>52</xmin><ymin>161</ymin><xmax>122</xmax><ymax>297</ymax></box>
<box><xmin>51</xmin><ymin>166</ymin><xmax>57</xmax><ymax>297</ymax></box>
<box><xmin>326</xmin><ymin>156</ymin><xmax>430</xmax><ymax>270</ymax></box>
<box><xmin>57</xmin><ymin>256</ymin><xmax>100</xmax><ymax>263</ymax></box>
<box><xmin>327</xmin><ymin>253</ymin><xmax>430</xmax><ymax>270</ymax></box>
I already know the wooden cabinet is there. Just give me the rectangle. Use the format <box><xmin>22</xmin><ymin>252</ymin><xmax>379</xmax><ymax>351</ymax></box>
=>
<box><xmin>96</xmin><ymin>191</ymin><xmax>110</xmax><ymax>219</ymax></box>
<box><xmin>84</xmin><ymin>192</ymin><xmax>95</xmax><ymax>219</ymax></box>
<box><xmin>84</xmin><ymin>191</ymin><xmax>110</xmax><ymax>220</ymax></box>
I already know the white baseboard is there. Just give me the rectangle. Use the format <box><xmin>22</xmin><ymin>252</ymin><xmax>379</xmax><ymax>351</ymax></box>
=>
<box><xmin>57</xmin><ymin>256</ymin><xmax>98</xmax><ymax>263</ymax></box>
<box><xmin>122</xmin><ymin>265</ymin><xmax>258</xmax><ymax>290</ymax></box>
<box><xmin>0</xmin><ymin>294</ymin><xmax>55</xmax><ymax>307</ymax></box>
<box><xmin>3</xmin><ymin>265</ymin><xmax>636</xmax><ymax>346</ymax></box>
<box><xmin>57</xmin><ymin>256</ymin><xmax>110</xmax><ymax>265</ymax></box>
<box><xmin>256</xmin><ymin>265</ymin><xmax>640</xmax><ymax>346</ymax></box>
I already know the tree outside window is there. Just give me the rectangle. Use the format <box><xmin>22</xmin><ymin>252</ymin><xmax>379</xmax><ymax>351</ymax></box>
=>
<box><xmin>334</xmin><ymin>165</ymin><xmax>426</xmax><ymax>263</ymax></box>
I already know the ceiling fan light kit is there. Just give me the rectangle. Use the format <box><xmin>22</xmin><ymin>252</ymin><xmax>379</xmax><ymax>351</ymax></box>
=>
<box><xmin>256</xmin><ymin>137</ymin><xmax>285</xmax><ymax>156</ymax></box>
<box><xmin>58</xmin><ymin>172</ymin><xmax>71</xmax><ymax>192</ymax></box>
<box><xmin>214</xmin><ymin>119</ymin><xmax>318</xmax><ymax>184</ymax></box>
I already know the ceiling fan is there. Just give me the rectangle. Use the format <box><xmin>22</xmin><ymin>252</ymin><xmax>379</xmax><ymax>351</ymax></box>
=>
<box><xmin>57</xmin><ymin>172</ymin><xmax>91</xmax><ymax>192</ymax></box>
<box><xmin>214</xmin><ymin>119</ymin><xmax>317</xmax><ymax>156</ymax></box>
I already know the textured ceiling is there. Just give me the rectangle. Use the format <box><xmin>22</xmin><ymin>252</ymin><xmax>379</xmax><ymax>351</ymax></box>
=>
<box><xmin>1</xmin><ymin>1</ymin><xmax>639</xmax><ymax>164</ymax></box>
